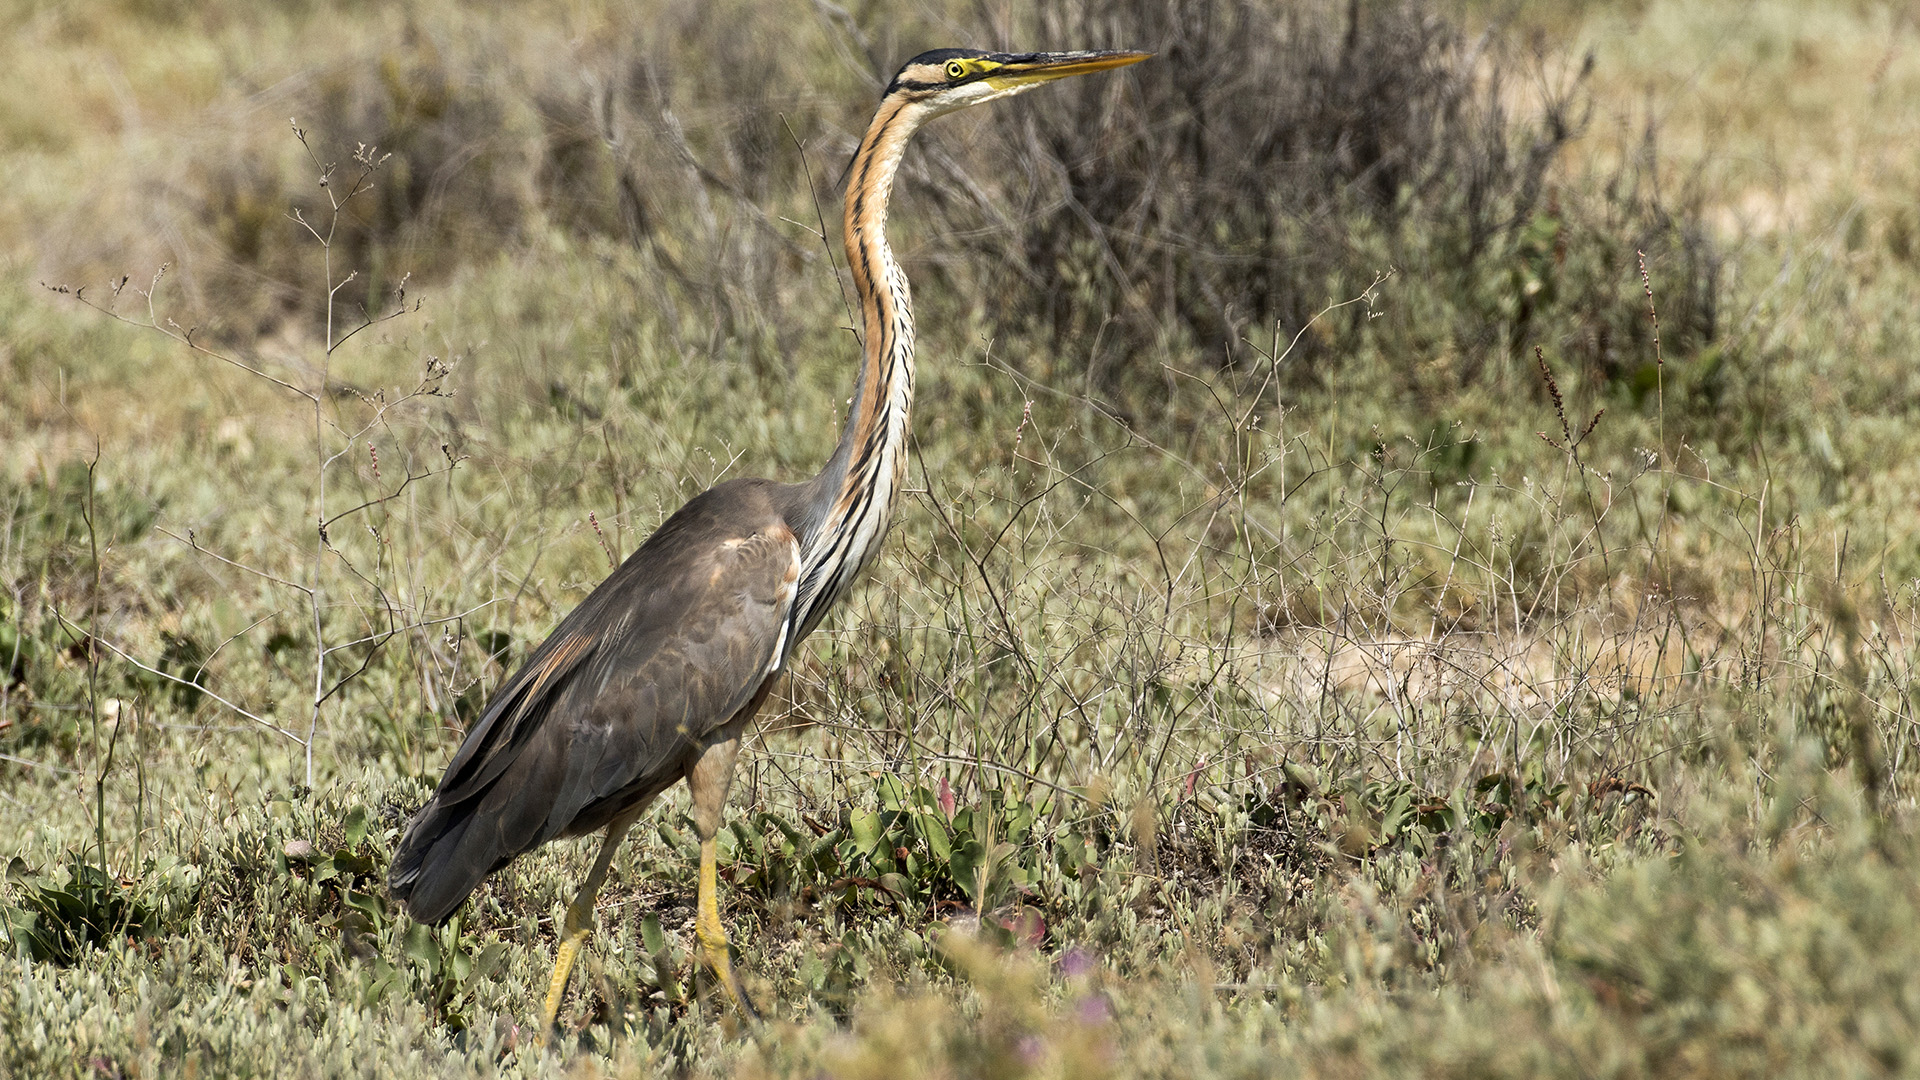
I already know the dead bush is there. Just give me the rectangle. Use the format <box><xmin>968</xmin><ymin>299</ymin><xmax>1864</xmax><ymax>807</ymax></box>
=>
<box><xmin>926</xmin><ymin>0</ymin><xmax>1720</xmax><ymax>407</ymax></box>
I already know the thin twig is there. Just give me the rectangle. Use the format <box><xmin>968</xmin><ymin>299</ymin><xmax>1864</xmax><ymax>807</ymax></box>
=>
<box><xmin>74</xmin><ymin>626</ymin><xmax>308</xmax><ymax>746</ymax></box>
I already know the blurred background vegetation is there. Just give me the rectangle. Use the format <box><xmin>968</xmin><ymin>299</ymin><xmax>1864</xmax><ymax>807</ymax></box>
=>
<box><xmin>6</xmin><ymin>0</ymin><xmax>1920</xmax><ymax>1075</ymax></box>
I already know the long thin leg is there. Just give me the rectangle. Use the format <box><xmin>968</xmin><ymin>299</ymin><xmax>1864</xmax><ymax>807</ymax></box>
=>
<box><xmin>685</xmin><ymin>718</ymin><xmax>760</xmax><ymax>1021</ymax></box>
<box><xmin>695</xmin><ymin>834</ymin><xmax>758</xmax><ymax>1019</ymax></box>
<box><xmin>538</xmin><ymin>807</ymin><xmax>645</xmax><ymax>1044</ymax></box>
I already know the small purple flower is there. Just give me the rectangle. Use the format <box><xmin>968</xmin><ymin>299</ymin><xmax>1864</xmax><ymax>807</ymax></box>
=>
<box><xmin>1016</xmin><ymin>1034</ymin><xmax>1046</xmax><ymax>1066</ymax></box>
<box><xmin>1057</xmin><ymin>946</ymin><xmax>1096</xmax><ymax>979</ymax></box>
<box><xmin>1075</xmin><ymin>992</ymin><xmax>1111</xmax><ymax>1026</ymax></box>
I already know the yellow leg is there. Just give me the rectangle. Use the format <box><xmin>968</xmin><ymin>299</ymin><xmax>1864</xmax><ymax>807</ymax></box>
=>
<box><xmin>695</xmin><ymin>836</ymin><xmax>759</xmax><ymax>1021</ymax></box>
<box><xmin>538</xmin><ymin>898</ymin><xmax>593</xmax><ymax>1042</ymax></box>
<box><xmin>536</xmin><ymin>816</ymin><xmax>638</xmax><ymax>1046</ymax></box>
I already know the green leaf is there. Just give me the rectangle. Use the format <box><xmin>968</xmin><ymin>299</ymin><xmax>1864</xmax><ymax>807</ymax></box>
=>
<box><xmin>657</xmin><ymin>820</ymin><xmax>691</xmax><ymax>854</ymax></box>
<box><xmin>5</xmin><ymin>908</ymin><xmax>51</xmax><ymax>962</ymax></box>
<box><xmin>877</xmin><ymin>873</ymin><xmax>912</xmax><ymax>903</ymax></box>
<box><xmin>343</xmin><ymin>888</ymin><xmax>387</xmax><ymax>931</ymax></box>
<box><xmin>332</xmin><ymin>851</ymin><xmax>376</xmax><ymax>876</ymax></box>
<box><xmin>402</xmin><ymin>923</ymin><xmax>440</xmax><ymax>977</ymax></box>
<box><xmin>472</xmin><ymin>942</ymin><xmax>507</xmax><ymax>982</ymax></box>
<box><xmin>918</xmin><ymin>813</ymin><xmax>951</xmax><ymax>861</ymax></box>
<box><xmin>1417</xmin><ymin>803</ymin><xmax>1456</xmax><ymax>832</ymax></box>
<box><xmin>448</xmin><ymin>944</ymin><xmax>473</xmax><ymax>985</ymax></box>
<box><xmin>1004</xmin><ymin>800</ymin><xmax>1035</xmax><ymax>843</ymax></box>
<box><xmin>361</xmin><ymin>959</ymin><xmax>397</xmax><ymax>1007</ymax></box>
<box><xmin>951</xmin><ymin>850</ymin><xmax>981</xmax><ymax>904</ymax></box>
<box><xmin>639</xmin><ymin>914</ymin><xmax>666</xmax><ymax>957</ymax></box>
<box><xmin>1381</xmin><ymin>792</ymin><xmax>1410</xmax><ymax>839</ymax></box>
<box><xmin>730</xmin><ymin>819</ymin><xmax>764</xmax><ymax>861</ymax></box>
<box><xmin>849</xmin><ymin>808</ymin><xmax>882</xmax><ymax>857</ymax></box>
<box><xmin>1055</xmin><ymin>831</ymin><xmax>1089</xmax><ymax>872</ymax></box>
<box><xmin>343</xmin><ymin>806</ymin><xmax>369</xmax><ymax>850</ymax></box>
<box><xmin>760</xmin><ymin>811</ymin><xmax>806</xmax><ymax>848</ymax></box>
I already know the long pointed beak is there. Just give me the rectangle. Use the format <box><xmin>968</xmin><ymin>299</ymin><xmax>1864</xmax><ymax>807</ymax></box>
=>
<box><xmin>984</xmin><ymin>50</ymin><xmax>1151</xmax><ymax>89</ymax></box>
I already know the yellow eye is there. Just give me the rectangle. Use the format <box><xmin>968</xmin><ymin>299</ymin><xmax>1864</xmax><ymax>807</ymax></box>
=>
<box><xmin>945</xmin><ymin>60</ymin><xmax>966</xmax><ymax>80</ymax></box>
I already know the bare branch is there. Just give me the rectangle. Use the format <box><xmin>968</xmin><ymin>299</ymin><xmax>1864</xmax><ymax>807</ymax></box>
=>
<box><xmin>78</xmin><ymin>627</ymin><xmax>307</xmax><ymax>746</ymax></box>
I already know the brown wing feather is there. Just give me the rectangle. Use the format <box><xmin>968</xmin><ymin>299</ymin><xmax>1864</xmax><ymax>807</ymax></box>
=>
<box><xmin>390</xmin><ymin>477</ymin><xmax>801</xmax><ymax>923</ymax></box>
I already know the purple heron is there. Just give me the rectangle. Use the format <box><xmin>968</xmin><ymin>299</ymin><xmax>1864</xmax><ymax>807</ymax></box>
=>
<box><xmin>388</xmin><ymin>47</ymin><xmax>1148</xmax><ymax>1033</ymax></box>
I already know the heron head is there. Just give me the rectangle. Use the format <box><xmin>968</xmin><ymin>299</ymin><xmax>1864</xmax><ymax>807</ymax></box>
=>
<box><xmin>885</xmin><ymin>48</ymin><xmax>1149</xmax><ymax>118</ymax></box>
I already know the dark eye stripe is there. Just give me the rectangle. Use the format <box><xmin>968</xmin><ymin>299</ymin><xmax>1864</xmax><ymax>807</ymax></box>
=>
<box><xmin>886</xmin><ymin>58</ymin><xmax>1000</xmax><ymax>97</ymax></box>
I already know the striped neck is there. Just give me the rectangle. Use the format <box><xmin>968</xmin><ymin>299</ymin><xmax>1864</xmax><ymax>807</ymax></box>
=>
<box><xmin>790</xmin><ymin>96</ymin><xmax>930</xmax><ymax>640</ymax></box>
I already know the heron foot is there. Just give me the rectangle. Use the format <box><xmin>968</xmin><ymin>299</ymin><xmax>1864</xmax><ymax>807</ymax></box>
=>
<box><xmin>697</xmin><ymin>836</ymin><xmax>760</xmax><ymax>1022</ymax></box>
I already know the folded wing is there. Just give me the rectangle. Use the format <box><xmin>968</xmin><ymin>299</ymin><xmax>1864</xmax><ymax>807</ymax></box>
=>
<box><xmin>389</xmin><ymin>480</ymin><xmax>801</xmax><ymax>923</ymax></box>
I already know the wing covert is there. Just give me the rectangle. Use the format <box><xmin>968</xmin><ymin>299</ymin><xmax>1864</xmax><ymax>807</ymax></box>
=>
<box><xmin>390</xmin><ymin>478</ymin><xmax>805</xmax><ymax>922</ymax></box>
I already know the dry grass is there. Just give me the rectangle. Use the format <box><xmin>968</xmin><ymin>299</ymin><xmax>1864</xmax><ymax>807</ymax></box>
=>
<box><xmin>5</xmin><ymin>0</ymin><xmax>1920</xmax><ymax>1077</ymax></box>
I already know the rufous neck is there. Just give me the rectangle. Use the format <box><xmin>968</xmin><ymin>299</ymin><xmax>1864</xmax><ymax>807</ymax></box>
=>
<box><xmin>792</xmin><ymin>97</ymin><xmax>929</xmax><ymax>639</ymax></box>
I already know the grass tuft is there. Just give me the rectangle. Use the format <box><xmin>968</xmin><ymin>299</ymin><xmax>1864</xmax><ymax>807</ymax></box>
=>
<box><xmin>6</xmin><ymin>0</ymin><xmax>1920</xmax><ymax>1076</ymax></box>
